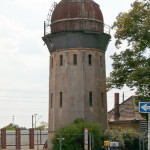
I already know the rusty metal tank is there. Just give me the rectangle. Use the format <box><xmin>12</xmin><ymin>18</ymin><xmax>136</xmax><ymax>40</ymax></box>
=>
<box><xmin>50</xmin><ymin>0</ymin><xmax>104</xmax><ymax>33</ymax></box>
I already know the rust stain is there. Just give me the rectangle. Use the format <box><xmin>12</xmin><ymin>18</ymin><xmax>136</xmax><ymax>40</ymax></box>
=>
<box><xmin>50</xmin><ymin>0</ymin><xmax>104</xmax><ymax>33</ymax></box>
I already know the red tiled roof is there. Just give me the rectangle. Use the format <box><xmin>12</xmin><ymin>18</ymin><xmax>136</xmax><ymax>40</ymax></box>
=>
<box><xmin>108</xmin><ymin>96</ymin><xmax>144</xmax><ymax>122</ymax></box>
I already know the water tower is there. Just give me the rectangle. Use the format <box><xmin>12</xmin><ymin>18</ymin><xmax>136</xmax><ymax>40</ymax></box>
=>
<box><xmin>42</xmin><ymin>0</ymin><xmax>111</xmax><ymax>148</ymax></box>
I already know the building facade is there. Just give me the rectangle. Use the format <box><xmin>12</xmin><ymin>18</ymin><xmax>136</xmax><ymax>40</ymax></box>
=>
<box><xmin>42</xmin><ymin>0</ymin><xmax>111</xmax><ymax>149</ymax></box>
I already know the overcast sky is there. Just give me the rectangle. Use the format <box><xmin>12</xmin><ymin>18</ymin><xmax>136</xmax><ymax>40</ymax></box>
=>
<box><xmin>0</xmin><ymin>0</ymin><xmax>135</xmax><ymax>128</ymax></box>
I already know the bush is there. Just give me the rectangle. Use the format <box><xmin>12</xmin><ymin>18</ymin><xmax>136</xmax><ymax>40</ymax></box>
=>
<box><xmin>104</xmin><ymin>128</ymin><xmax>140</xmax><ymax>149</ymax></box>
<box><xmin>52</xmin><ymin>119</ymin><xmax>104</xmax><ymax>150</ymax></box>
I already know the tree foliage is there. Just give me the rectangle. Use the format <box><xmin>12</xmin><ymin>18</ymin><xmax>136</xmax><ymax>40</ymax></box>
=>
<box><xmin>52</xmin><ymin>119</ymin><xmax>104</xmax><ymax>150</ymax></box>
<box><xmin>107</xmin><ymin>0</ymin><xmax>150</xmax><ymax>98</ymax></box>
<box><xmin>2</xmin><ymin>123</ymin><xmax>19</xmax><ymax>130</ymax></box>
<box><xmin>104</xmin><ymin>128</ymin><xmax>141</xmax><ymax>149</ymax></box>
<box><xmin>36</xmin><ymin>121</ymin><xmax>48</xmax><ymax>130</ymax></box>
<box><xmin>1</xmin><ymin>123</ymin><xmax>27</xmax><ymax>130</ymax></box>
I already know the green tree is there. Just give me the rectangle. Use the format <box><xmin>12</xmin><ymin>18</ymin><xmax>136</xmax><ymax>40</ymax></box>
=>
<box><xmin>20</xmin><ymin>126</ymin><xmax>27</xmax><ymax>130</ymax></box>
<box><xmin>35</xmin><ymin>121</ymin><xmax>48</xmax><ymax>130</ymax></box>
<box><xmin>52</xmin><ymin>119</ymin><xmax>104</xmax><ymax>150</ymax></box>
<box><xmin>1</xmin><ymin>123</ymin><xmax>27</xmax><ymax>130</ymax></box>
<box><xmin>104</xmin><ymin>128</ymin><xmax>141</xmax><ymax>149</ymax></box>
<box><xmin>2</xmin><ymin>123</ymin><xmax>19</xmax><ymax>130</ymax></box>
<box><xmin>107</xmin><ymin>0</ymin><xmax>150</xmax><ymax>98</ymax></box>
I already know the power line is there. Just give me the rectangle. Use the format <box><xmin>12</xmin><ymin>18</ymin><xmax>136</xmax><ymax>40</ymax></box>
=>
<box><xmin>0</xmin><ymin>109</ymin><xmax>48</xmax><ymax>112</ymax></box>
<box><xmin>0</xmin><ymin>99</ymin><xmax>48</xmax><ymax>103</ymax></box>
<box><xmin>0</xmin><ymin>88</ymin><xmax>48</xmax><ymax>94</ymax></box>
<box><xmin>0</xmin><ymin>96</ymin><xmax>48</xmax><ymax>98</ymax></box>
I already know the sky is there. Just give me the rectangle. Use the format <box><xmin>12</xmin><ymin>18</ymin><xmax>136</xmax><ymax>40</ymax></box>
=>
<box><xmin>0</xmin><ymin>0</ymin><xmax>136</xmax><ymax>128</ymax></box>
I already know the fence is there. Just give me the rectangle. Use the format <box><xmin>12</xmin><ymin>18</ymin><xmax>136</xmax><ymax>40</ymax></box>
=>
<box><xmin>0</xmin><ymin>128</ymin><xmax>48</xmax><ymax>150</ymax></box>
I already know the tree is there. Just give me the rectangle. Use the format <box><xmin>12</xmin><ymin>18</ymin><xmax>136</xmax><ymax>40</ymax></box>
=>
<box><xmin>20</xmin><ymin>126</ymin><xmax>27</xmax><ymax>130</ymax></box>
<box><xmin>104</xmin><ymin>128</ymin><xmax>142</xmax><ymax>149</ymax></box>
<box><xmin>2</xmin><ymin>123</ymin><xmax>19</xmax><ymax>130</ymax></box>
<box><xmin>52</xmin><ymin>119</ymin><xmax>104</xmax><ymax>150</ymax></box>
<box><xmin>35</xmin><ymin>121</ymin><xmax>48</xmax><ymax>130</ymax></box>
<box><xmin>107</xmin><ymin>0</ymin><xmax>150</xmax><ymax>98</ymax></box>
<box><xmin>1</xmin><ymin>123</ymin><xmax>27</xmax><ymax>130</ymax></box>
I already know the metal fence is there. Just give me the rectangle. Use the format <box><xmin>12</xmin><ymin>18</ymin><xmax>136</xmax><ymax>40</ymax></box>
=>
<box><xmin>0</xmin><ymin>128</ymin><xmax>48</xmax><ymax>150</ymax></box>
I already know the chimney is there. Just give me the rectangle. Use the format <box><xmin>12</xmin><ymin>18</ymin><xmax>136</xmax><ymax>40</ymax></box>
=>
<box><xmin>122</xmin><ymin>92</ymin><xmax>125</xmax><ymax>102</ymax></box>
<box><xmin>114</xmin><ymin>93</ymin><xmax>120</xmax><ymax>120</ymax></box>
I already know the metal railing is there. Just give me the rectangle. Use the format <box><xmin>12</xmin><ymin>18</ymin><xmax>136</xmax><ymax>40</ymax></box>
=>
<box><xmin>0</xmin><ymin>129</ymin><xmax>48</xmax><ymax>150</ymax></box>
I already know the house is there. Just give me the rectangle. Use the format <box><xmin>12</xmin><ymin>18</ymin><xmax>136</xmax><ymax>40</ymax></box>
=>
<box><xmin>108</xmin><ymin>93</ymin><xmax>147</xmax><ymax>132</ymax></box>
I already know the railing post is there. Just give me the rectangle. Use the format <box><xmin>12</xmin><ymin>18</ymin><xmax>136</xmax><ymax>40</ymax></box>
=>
<box><xmin>29</xmin><ymin>128</ymin><xmax>34</xmax><ymax>149</ymax></box>
<box><xmin>16</xmin><ymin>128</ymin><xmax>21</xmax><ymax>150</ymax></box>
<box><xmin>44</xmin><ymin>21</ymin><xmax>46</xmax><ymax>36</ymax></box>
<box><xmin>1</xmin><ymin>128</ymin><xmax>6</xmax><ymax>149</ymax></box>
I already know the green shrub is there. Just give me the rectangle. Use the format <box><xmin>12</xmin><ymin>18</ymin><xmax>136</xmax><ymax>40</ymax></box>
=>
<box><xmin>104</xmin><ymin>128</ymin><xmax>140</xmax><ymax>149</ymax></box>
<box><xmin>52</xmin><ymin>119</ymin><xmax>104</xmax><ymax>150</ymax></box>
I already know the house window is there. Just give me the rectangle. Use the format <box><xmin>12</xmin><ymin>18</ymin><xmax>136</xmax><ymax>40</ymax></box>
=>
<box><xmin>101</xmin><ymin>92</ymin><xmax>104</xmax><ymax>108</ymax></box>
<box><xmin>51</xmin><ymin>93</ymin><xmax>53</xmax><ymax>108</ymax></box>
<box><xmin>60</xmin><ymin>55</ymin><xmax>63</xmax><ymax>66</ymax></box>
<box><xmin>89</xmin><ymin>91</ymin><xmax>92</xmax><ymax>107</ymax></box>
<box><xmin>73</xmin><ymin>54</ymin><xmax>77</xmax><ymax>65</ymax></box>
<box><xmin>60</xmin><ymin>92</ymin><xmax>63</xmax><ymax>108</ymax></box>
<box><xmin>51</xmin><ymin>57</ymin><xmax>53</xmax><ymax>68</ymax></box>
<box><xmin>88</xmin><ymin>54</ymin><xmax>92</xmax><ymax>65</ymax></box>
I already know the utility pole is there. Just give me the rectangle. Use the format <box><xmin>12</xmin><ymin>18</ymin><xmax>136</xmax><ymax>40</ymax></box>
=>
<box><xmin>139</xmin><ymin>102</ymin><xmax>150</xmax><ymax>150</ymax></box>
<box><xmin>148</xmin><ymin>113</ymin><xmax>150</xmax><ymax>150</ymax></box>
<box><xmin>34</xmin><ymin>114</ymin><xmax>37</xmax><ymax>128</ymax></box>
<box><xmin>32</xmin><ymin>115</ymin><xmax>34</xmax><ymax>128</ymax></box>
<box><xmin>12</xmin><ymin>115</ymin><xmax>14</xmax><ymax>125</ymax></box>
<box><xmin>32</xmin><ymin>114</ymin><xmax>41</xmax><ymax>128</ymax></box>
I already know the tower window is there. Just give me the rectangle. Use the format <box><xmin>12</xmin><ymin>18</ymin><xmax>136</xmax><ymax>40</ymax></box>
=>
<box><xmin>100</xmin><ymin>56</ymin><xmax>102</xmax><ymax>66</ymax></box>
<box><xmin>89</xmin><ymin>91</ymin><xmax>92</xmax><ymax>107</ymax></box>
<box><xmin>60</xmin><ymin>55</ymin><xmax>63</xmax><ymax>66</ymax></box>
<box><xmin>51</xmin><ymin>93</ymin><xmax>53</xmax><ymax>108</ymax></box>
<box><xmin>101</xmin><ymin>92</ymin><xmax>104</xmax><ymax>108</ymax></box>
<box><xmin>73</xmin><ymin>54</ymin><xmax>77</xmax><ymax>65</ymax></box>
<box><xmin>88</xmin><ymin>54</ymin><xmax>92</xmax><ymax>65</ymax></box>
<box><xmin>60</xmin><ymin>92</ymin><xmax>63</xmax><ymax>108</ymax></box>
<box><xmin>51</xmin><ymin>57</ymin><xmax>53</xmax><ymax>68</ymax></box>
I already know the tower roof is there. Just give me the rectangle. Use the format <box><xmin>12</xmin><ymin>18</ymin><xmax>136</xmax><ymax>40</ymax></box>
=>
<box><xmin>50</xmin><ymin>0</ymin><xmax>104</xmax><ymax>33</ymax></box>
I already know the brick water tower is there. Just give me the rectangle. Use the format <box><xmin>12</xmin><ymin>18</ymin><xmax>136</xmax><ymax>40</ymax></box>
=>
<box><xmin>42</xmin><ymin>0</ymin><xmax>111</xmax><ymax>148</ymax></box>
